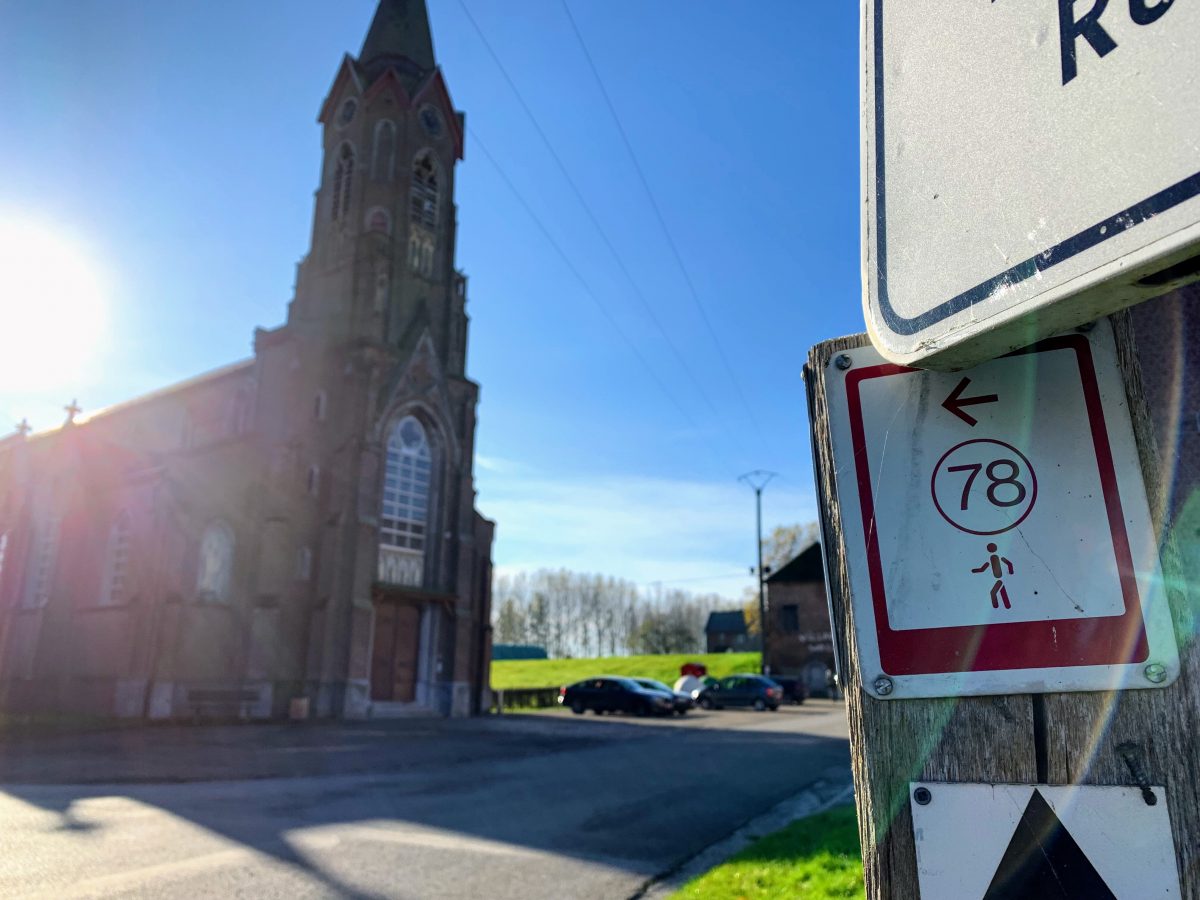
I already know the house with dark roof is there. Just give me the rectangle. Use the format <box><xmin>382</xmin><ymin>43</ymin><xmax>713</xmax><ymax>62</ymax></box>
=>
<box><xmin>704</xmin><ymin>610</ymin><xmax>753</xmax><ymax>653</ymax></box>
<box><xmin>764</xmin><ymin>541</ymin><xmax>836</xmax><ymax>695</ymax></box>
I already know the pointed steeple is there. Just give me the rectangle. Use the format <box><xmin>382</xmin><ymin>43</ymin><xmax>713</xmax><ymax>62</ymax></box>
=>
<box><xmin>359</xmin><ymin>0</ymin><xmax>435</xmax><ymax>83</ymax></box>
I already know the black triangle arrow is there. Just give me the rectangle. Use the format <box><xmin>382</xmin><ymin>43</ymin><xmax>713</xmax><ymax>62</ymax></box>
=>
<box><xmin>982</xmin><ymin>789</ymin><xmax>1116</xmax><ymax>899</ymax></box>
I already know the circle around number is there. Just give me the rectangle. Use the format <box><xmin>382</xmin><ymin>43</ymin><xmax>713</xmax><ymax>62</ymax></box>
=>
<box><xmin>930</xmin><ymin>438</ymin><xmax>1038</xmax><ymax>536</ymax></box>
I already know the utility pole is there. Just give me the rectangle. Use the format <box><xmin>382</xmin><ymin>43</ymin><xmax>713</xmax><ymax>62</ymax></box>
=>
<box><xmin>739</xmin><ymin>470</ymin><xmax>777</xmax><ymax>675</ymax></box>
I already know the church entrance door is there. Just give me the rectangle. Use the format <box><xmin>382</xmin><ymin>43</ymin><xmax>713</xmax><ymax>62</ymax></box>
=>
<box><xmin>370</xmin><ymin>599</ymin><xmax>421</xmax><ymax>702</ymax></box>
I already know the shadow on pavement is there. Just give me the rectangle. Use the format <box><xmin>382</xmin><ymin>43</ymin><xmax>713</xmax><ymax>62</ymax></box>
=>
<box><xmin>1</xmin><ymin>707</ymin><xmax>851</xmax><ymax>896</ymax></box>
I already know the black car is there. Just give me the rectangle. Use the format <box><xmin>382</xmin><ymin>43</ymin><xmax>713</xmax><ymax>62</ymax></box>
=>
<box><xmin>559</xmin><ymin>677</ymin><xmax>675</xmax><ymax>716</ymax></box>
<box><xmin>768</xmin><ymin>675</ymin><xmax>807</xmax><ymax>705</ymax></box>
<box><xmin>631</xmin><ymin>678</ymin><xmax>693</xmax><ymax>715</ymax></box>
<box><xmin>697</xmin><ymin>674</ymin><xmax>783</xmax><ymax>711</ymax></box>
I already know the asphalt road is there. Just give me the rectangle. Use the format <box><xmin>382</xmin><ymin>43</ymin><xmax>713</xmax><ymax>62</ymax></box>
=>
<box><xmin>0</xmin><ymin>702</ymin><xmax>850</xmax><ymax>899</ymax></box>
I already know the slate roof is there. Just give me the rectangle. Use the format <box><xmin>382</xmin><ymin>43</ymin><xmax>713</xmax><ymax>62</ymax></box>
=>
<box><xmin>705</xmin><ymin>610</ymin><xmax>747</xmax><ymax>635</ymax></box>
<box><xmin>765</xmin><ymin>540</ymin><xmax>824</xmax><ymax>584</ymax></box>
<box><xmin>359</xmin><ymin>0</ymin><xmax>435</xmax><ymax>85</ymax></box>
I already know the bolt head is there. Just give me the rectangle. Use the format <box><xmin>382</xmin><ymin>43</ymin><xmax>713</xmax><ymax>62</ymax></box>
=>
<box><xmin>1144</xmin><ymin>662</ymin><xmax>1167</xmax><ymax>684</ymax></box>
<box><xmin>913</xmin><ymin>786</ymin><xmax>932</xmax><ymax>806</ymax></box>
<box><xmin>873</xmin><ymin>675</ymin><xmax>894</xmax><ymax>696</ymax></box>
<box><xmin>835</xmin><ymin>354</ymin><xmax>853</xmax><ymax>371</ymax></box>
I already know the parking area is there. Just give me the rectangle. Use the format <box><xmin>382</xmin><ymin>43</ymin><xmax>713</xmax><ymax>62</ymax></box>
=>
<box><xmin>518</xmin><ymin>696</ymin><xmax>847</xmax><ymax>731</ymax></box>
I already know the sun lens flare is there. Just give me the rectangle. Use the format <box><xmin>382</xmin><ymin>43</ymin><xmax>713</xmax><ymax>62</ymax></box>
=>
<box><xmin>0</xmin><ymin>218</ymin><xmax>109</xmax><ymax>391</ymax></box>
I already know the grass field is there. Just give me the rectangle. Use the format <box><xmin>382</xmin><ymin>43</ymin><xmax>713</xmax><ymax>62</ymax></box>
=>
<box><xmin>672</xmin><ymin>805</ymin><xmax>864</xmax><ymax>899</ymax></box>
<box><xmin>490</xmin><ymin>651</ymin><xmax>761</xmax><ymax>690</ymax></box>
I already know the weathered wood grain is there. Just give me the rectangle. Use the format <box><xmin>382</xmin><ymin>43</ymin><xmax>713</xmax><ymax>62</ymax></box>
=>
<box><xmin>1041</xmin><ymin>311</ymin><xmax>1200</xmax><ymax>896</ymax></box>
<box><xmin>805</xmin><ymin>334</ymin><xmax>1036</xmax><ymax>900</ymax></box>
<box><xmin>806</xmin><ymin>316</ymin><xmax>1199</xmax><ymax>897</ymax></box>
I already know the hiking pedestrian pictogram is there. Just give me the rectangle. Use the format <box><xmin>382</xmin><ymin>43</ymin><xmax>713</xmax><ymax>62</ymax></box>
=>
<box><xmin>972</xmin><ymin>542</ymin><xmax>1013</xmax><ymax>609</ymax></box>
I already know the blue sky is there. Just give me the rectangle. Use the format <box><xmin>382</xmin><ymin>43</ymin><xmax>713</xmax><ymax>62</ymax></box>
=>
<box><xmin>0</xmin><ymin>1</ymin><xmax>863</xmax><ymax>598</ymax></box>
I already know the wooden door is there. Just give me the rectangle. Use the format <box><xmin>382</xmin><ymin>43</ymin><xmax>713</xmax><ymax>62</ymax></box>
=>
<box><xmin>370</xmin><ymin>600</ymin><xmax>422</xmax><ymax>703</ymax></box>
<box><xmin>370</xmin><ymin>601</ymin><xmax>398</xmax><ymax>701</ymax></box>
<box><xmin>391</xmin><ymin>604</ymin><xmax>420</xmax><ymax>702</ymax></box>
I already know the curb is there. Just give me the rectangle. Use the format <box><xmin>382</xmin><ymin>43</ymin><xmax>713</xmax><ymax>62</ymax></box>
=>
<box><xmin>629</xmin><ymin>767</ymin><xmax>856</xmax><ymax>900</ymax></box>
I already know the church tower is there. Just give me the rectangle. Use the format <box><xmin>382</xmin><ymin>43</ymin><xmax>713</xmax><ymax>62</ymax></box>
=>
<box><xmin>256</xmin><ymin>0</ymin><xmax>492</xmax><ymax>718</ymax></box>
<box><xmin>0</xmin><ymin>0</ymin><xmax>491</xmax><ymax>723</ymax></box>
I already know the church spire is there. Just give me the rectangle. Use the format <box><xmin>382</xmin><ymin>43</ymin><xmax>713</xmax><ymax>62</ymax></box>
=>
<box><xmin>359</xmin><ymin>0</ymin><xmax>435</xmax><ymax>82</ymax></box>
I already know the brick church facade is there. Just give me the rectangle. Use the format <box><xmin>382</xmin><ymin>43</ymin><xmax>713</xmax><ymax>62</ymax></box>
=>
<box><xmin>0</xmin><ymin>0</ymin><xmax>495</xmax><ymax>720</ymax></box>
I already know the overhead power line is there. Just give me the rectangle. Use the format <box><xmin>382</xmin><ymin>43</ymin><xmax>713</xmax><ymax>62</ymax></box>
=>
<box><xmin>559</xmin><ymin>0</ymin><xmax>768</xmax><ymax>446</ymax></box>
<box><xmin>455</xmin><ymin>0</ymin><xmax>723</xmax><ymax>420</ymax></box>
<box><xmin>468</xmin><ymin>129</ymin><xmax>698</xmax><ymax>431</ymax></box>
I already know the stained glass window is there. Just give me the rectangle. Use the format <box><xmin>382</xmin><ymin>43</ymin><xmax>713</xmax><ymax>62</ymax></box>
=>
<box><xmin>196</xmin><ymin>522</ymin><xmax>234</xmax><ymax>602</ymax></box>
<box><xmin>380</xmin><ymin>416</ymin><xmax>432</xmax><ymax>552</ymax></box>
<box><xmin>101</xmin><ymin>512</ymin><xmax>131</xmax><ymax>606</ymax></box>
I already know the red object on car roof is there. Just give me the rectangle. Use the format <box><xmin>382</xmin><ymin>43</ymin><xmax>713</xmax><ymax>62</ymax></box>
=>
<box><xmin>680</xmin><ymin>662</ymin><xmax>707</xmax><ymax>677</ymax></box>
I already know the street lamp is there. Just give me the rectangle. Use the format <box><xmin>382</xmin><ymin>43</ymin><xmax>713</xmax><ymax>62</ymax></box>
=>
<box><xmin>739</xmin><ymin>470</ymin><xmax>777</xmax><ymax>675</ymax></box>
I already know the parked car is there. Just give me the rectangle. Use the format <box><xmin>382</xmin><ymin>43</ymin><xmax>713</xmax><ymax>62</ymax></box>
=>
<box><xmin>558</xmin><ymin>677</ymin><xmax>675</xmax><ymax>716</ymax></box>
<box><xmin>673</xmin><ymin>673</ymin><xmax>705</xmax><ymax>698</ymax></box>
<box><xmin>697</xmin><ymin>674</ymin><xmax>783</xmax><ymax>711</ymax></box>
<box><xmin>631</xmin><ymin>678</ymin><xmax>693</xmax><ymax>715</ymax></box>
<box><xmin>768</xmin><ymin>675</ymin><xmax>808</xmax><ymax>705</ymax></box>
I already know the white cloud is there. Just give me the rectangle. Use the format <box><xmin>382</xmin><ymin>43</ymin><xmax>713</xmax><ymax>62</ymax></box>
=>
<box><xmin>475</xmin><ymin>462</ymin><xmax>817</xmax><ymax>599</ymax></box>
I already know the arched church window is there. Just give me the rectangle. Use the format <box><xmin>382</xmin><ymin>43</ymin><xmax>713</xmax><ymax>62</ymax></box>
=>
<box><xmin>410</xmin><ymin>151</ymin><xmax>439</xmax><ymax>228</ymax></box>
<box><xmin>380</xmin><ymin>416</ymin><xmax>432</xmax><ymax>553</ymax></box>
<box><xmin>331</xmin><ymin>143</ymin><xmax>355</xmax><ymax>222</ymax></box>
<box><xmin>23</xmin><ymin>514</ymin><xmax>61</xmax><ymax>609</ymax></box>
<box><xmin>101</xmin><ymin>511</ymin><xmax>131</xmax><ymax>606</ymax></box>
<box><xmin>372</xmin><ymin>120</ymin><xmax>397</xmax><ymax>182</ymax></box>
<box><xmin>196</xmin><ymin>521</ymin><xmax>234</xmax><ymax>603</ymax></box>
<box><xmin>409</xmin><ymin>234</ymin><xmax>434</xmax><ymax>277</ymax></box>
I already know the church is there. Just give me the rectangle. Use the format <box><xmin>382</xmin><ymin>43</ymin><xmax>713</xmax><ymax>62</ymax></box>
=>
<box><xmin>0</xmin><ymin>0</ymin><xmax>496</xmax><ymax>720</ymax></box>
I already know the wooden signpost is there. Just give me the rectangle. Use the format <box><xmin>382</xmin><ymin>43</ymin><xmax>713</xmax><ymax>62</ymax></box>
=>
<box><xmin>805</xmin><ymin>306</ymin><xmax>1199</xmax><ymax>897</ymax></box>
<box><xmin>815</xmin><ymin>1</ymin><xmax>1200</xmax><ymax>893</ymax></box>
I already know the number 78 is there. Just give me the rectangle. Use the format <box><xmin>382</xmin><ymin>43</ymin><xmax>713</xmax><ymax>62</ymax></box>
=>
<box><xmin>947</xmin><ymin>459</ymin><xmax>1027</xmax><ymax>511</ymax></box>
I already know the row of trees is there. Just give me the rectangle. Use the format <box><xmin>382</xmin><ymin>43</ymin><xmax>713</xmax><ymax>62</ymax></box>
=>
<box><xmin>492</xmin><ymin>570</ymin><xmax>730</xmax><ymax>658</ymax></box>
<box><xmin>492</xmin><ymin>523</ymin><xmax>820</xmax><ymax>659</ymax></box>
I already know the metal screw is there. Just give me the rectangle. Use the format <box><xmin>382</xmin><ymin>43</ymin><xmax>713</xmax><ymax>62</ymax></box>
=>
<box><xmin>873</xmin><ymin>675</ymin><xmax>894</xmax><ymax>696</ymax></box>
<box><xmin>835</xmin><ymin>354</ymin><xmax>853</xmax><ymax>370</ymax></box>
<box><xmin>913</xmin><ymin>786</ymin><xmax>932</xmax><ymax>806</ymax></box>
<box><xmin>1144</xmin><ymin>663</ymin><xmax>1167</xmax><ymax>684</ymax></box>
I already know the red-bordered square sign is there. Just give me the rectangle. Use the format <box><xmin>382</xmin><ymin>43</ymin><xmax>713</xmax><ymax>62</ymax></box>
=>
<box><xmin>821</xmin><ymin>322</ymin><xmax>1178</xmax><ymax>699</ymax></box>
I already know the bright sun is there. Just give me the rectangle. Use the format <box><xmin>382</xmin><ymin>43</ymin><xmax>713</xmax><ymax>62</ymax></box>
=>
<box><xmin>0</xmin><ymin>219</ymin><xmax>109</xmax><ymax>392</ymax></box>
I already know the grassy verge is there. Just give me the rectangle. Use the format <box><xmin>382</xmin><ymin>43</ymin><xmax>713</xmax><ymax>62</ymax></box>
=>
<box><xmin>490</xmin><ymin>651</ymin><xmax>761</xmax><ymax>690</ymax></box>
<box><xmin>672</xmin><ymin>805</ymin><xmax>864</xmax><ymax>900</ymax></box>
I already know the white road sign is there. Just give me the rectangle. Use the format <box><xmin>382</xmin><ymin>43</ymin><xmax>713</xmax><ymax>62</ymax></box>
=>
<box><xmin>863</xmin><ymin>1</ymin><xmax>1200</xmax><ymax>368</ymax></box>
<box><xmin>910</xmin><ymin>782</ymin><xmax>1181</xmax><ymax>899</ymax></box>
<box><xmin>824</xmin><ymin>321</ymin><xmax>1178</xmax><ymax>699</ymax></box>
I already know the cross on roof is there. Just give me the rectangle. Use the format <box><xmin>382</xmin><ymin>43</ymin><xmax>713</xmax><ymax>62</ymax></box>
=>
<box><xmin>64</xmin><ymin>399</ymin><xmax>81</xmax><ymax>424</ymax></box>
<box><xmin>15</xmin><ymin>418</ymin><xmax>31</xmax><ymax>437</ymax></box>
